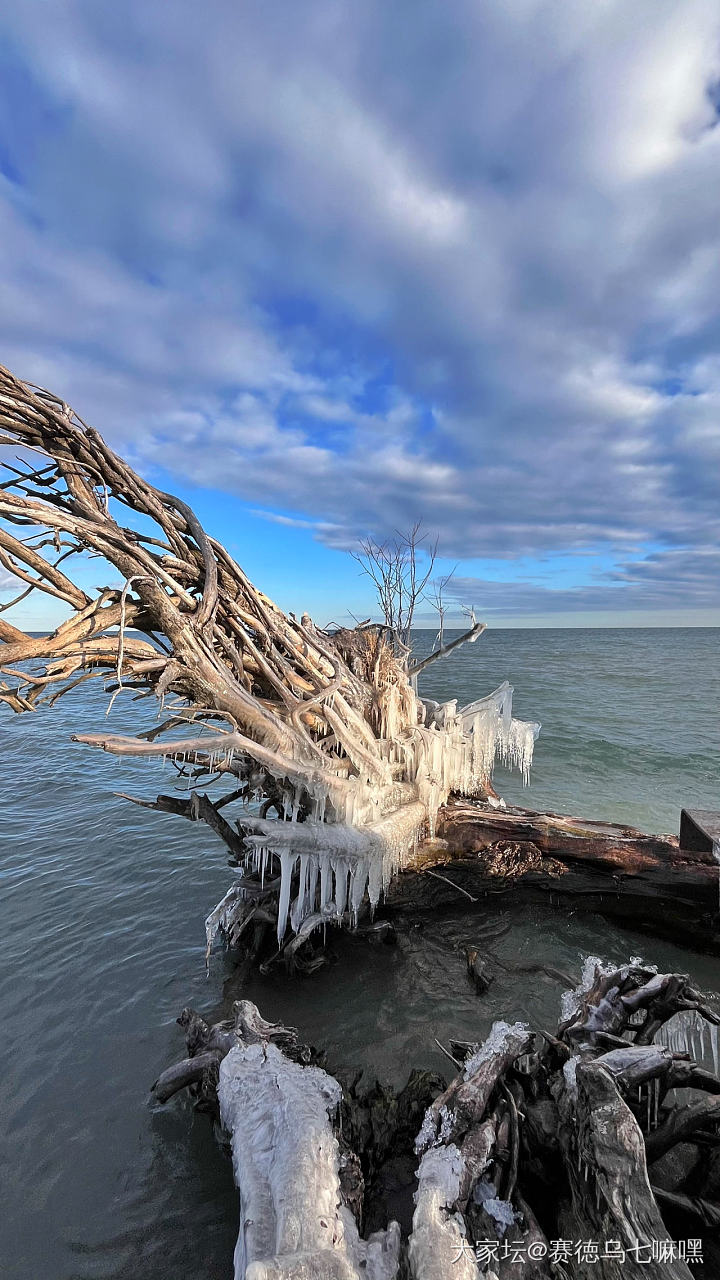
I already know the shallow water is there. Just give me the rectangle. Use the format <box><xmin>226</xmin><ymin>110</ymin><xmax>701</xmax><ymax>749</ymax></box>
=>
<box><xmin>1</xmin><ymin>627</ymin><xmax>718</xmax><ymax>1278</ymax></box>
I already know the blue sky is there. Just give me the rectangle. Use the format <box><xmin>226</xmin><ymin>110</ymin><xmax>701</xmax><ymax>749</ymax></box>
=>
<box><xmin>1</xmin><ymin>0</ymin><xmax>720</xmax><ymax>628</ymax></box>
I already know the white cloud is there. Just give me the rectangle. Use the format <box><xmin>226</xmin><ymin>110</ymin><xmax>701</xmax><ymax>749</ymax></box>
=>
<box><xmin>0</xmin><ymin>0</ymin><xmax>718</xmax><ymax>596</ymax></box>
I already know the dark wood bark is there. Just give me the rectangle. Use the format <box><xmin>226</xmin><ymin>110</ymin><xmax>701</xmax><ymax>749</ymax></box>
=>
<box><xmin>383</xmin><ymin>800</ymin><xmax>720</xmax><ymax>954</ymax></box>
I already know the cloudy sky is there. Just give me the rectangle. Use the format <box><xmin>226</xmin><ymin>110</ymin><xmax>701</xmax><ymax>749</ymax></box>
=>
<box><xmin>1</xmin><ymin>0</ymin><xmax>719</xmax><ymax>627</ymax></box>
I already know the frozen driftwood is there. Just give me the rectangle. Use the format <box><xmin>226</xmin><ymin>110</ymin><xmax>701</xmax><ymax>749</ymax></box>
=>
<box><xmin>153</xmin><ymin>1000</ymin><xmax>403</xmax><ymax>1279</ymax></box>
<box><xmin>0</xmin><ymin>364</ymin><xmax>540</xmax><ymax>963</ymax></box>
<box><xmin>156</xmin><ymin>961</ymin><xmax>720</xmax><ymax>1279</ymax></box>
<box><xmin>3</xmin><ymin>366</ymin><xmax>714</xmax><ymax>971</ymax></box>
<box><xmin>219</xmin><ymin>1044</ymin><xmax>401</xmax><ymax>1280</ymax></box>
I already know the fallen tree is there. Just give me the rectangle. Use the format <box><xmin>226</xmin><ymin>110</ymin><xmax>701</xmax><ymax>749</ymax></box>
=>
<box><xmin>4</xmin><ymin>367</ymin><xmax>720</xmax><ymax>1275</ymax></box>
<box><xmin>154</xmin><ymin>958</ymin><xmax>720</xmax><ymax>1278</ymax></box>
<box><xmin>388</xmin><ymin>801</ymin><xmax>720</xmax><ymax>956</ymax></box>
<box><xmin>0</xmin><ymin>363</ymin><xmax>539</xmax><ymax>960</ymax></box>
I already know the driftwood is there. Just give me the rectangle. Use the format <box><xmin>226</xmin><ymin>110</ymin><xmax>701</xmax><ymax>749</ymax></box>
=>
<box><xmin>155</xmin><ymin>959</ymin><xmax>720</xmax><ymax>1278</ymax></box>
<box><xmin>2</xmin><ymin>364</ymin><xmax>716</xmax><ymax>970</ymax></box>
<box><xmin>384</xmin><ymin>801</ymin><xmax>720</xmax><ymax>956</ymax></box>
<box><xmin>0</xmin><ymin>364</ymin><xmax>539</xmax><ymax>964</ymax></box>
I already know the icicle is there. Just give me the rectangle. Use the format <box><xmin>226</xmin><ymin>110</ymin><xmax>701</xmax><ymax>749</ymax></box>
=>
<box><xmin>320</xmin><ymin>855</ymin><xmax>332</xmax><ymax>911</ymax></box>
<box><xmin>290</xmin><ymin>853</ymin><xmax>310</xmax><ymax>934</ymax></box>
<box><xmin>276</xmin><ymin>848</ymin><xmax>296</xmax><ymax>942</ymax></box>
<box><xmin>307</xmin><ymin>856</ymin><xmax>319</xmax><ymax>916</ymax></box>
<box><xmin>334</xmin><ymin>858</ymin><xmax>348</xmax><ymax>919</ymax></box>
<box><xmin>349</xmin><ymin>858</ymin><xmax>369</xmax><ymax>925</ymax></box>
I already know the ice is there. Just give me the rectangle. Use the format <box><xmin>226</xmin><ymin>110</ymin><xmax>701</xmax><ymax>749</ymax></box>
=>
<box><xmin>457</xmin><ymin>682</ymin><xmax>540</xmax><ymax>786</ymax></box>
<box><xmin>480</xmin><ymin>1196</ymin><xmax>520</xmax><ymax>1237</ymax></box>
<box><xmin>563</xmin><ymin>1055</ymin><xmax>580</xmax><ymax>1098</ymax></box>
<box><xmin>655</xmin><ymin>1009</ymin><xmax>720</xmax><ymax>1074</ymax></box>
<box><xmin>218</xmin><ymin>1042</ymin><xmax>401</xmax><ymax>1279</ymax></box>
<box><xmin>276</xmin><ymin>848</ymin><xmax>296</xmax><ymax>941</ymax></box>
<box><xmin>463</xmin><ymin>1021</ymin><xmax>530</xmax><ymax>1080</ymax></box>
<box><xmin>560</xmin><ymin>956</ymin><xmax>616</xmax><ymax>1024</ymax></box>
<box><xmin>407</xmin><ymin>1145</ymin><xmax>480</xmax><ymax>1280</ymax></box>
<box><xmin>238</xmin><ymin>801</ymin><xmax>428</xmax><ymax>944</ymax></box>
<box><xmin>203</xmin><ymin>674</ymin><xmax>540</xmax><ymax>952</ymax></box>
<box><xmin>205</xmin><ymin>884</ymin><xmax>248</xmax><ymax>968</ymax></box>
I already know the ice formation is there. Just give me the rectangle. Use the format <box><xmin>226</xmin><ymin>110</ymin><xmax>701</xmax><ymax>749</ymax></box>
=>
<box><xmin>655</xmin><ymin>1008</ymin><xmax>720</xmax><ymax>1076</ymax></box>
<box><xmin>559</xmin><ymin>955</ymin><xmax>619</xmax><ymax>1024</ymax></box>
<box><xmin>472</xmin><ymin>1181</ymin><xmax>520</xmax><ymax>1236</ymax></box>
<box><xmin>407</xmin><ymin>1144</ymin><xmax>480</xmax><ymax>1280</ymax></box>
<box><xmin>407</xmin><ymin>1021</ymin><xmax>533</xmax><ymax>1277</ymax></box>
<box><xmin>462</xmin><ymin>1021</ymin><xmax>531</xmax><ymax>1081</ymax></box>
<box><xmin>200</xmin><ymin>680</ymin><xmax>540</xmax><ymax>953</ymax></box>
<box><xmin>559</xmin><ymin>959</ymin><xmax>720</xmax><ymax>1087</ymax></box>
<box><xmin>240</xmin><ymin>801</ymin><xmax>427</xmax><ymax>942</ymax></box>
<box><xmin>209</xmin><ymin>681</ymin><xmax>540</xmax><ymax>948</ymax></box>
<box><xmin>218</xmin><ymin>1041</ymin><xmax>401</xmax><ymax>1279</ymax></box>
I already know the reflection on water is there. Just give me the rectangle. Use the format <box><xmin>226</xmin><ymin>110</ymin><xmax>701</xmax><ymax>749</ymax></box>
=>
<box><xmin>1</xmin><ymin>628</ymin><xmax>718</xmax><ymax>1278</ymax></box>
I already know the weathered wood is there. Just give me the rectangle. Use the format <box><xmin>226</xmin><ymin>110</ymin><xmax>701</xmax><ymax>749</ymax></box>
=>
<box><xmin>559</xmin><ymin>1060</ymin><xmax>692</xmax><ymax>1280</ymax></box>
<box><xmin>680</xmin><ymin>809</ymin><xmax>720</xmax><ymax>854</ymax></box>
<box><xmin>1</xmin><ymin>364</ymin><xmax>543</xmax><ymax>963</ymax></box>
<box><xmin>383</xmin><ymin>800</ymin><xmax>720</xmax><ymax>954</ymax></box>
<box><xmin>156</xmin><ymin>956</ymin><xmax>720</xmax><ymax>1279</ymax></box>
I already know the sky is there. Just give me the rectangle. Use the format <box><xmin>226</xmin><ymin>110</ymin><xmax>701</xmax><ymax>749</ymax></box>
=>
<box><xmin>1</xmin><ymin>0</ymin><xmax>719</xmax><ymax>629</ymax></box>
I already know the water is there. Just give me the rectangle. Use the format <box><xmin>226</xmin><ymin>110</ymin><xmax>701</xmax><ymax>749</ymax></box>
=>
<box><xmin>1</xmin><ymin>627</ymin><xmax>718</xmax><ymax>1279</ymax></box>
<box><xmin>415</xmin><ymin>626</ymin><xmax>720</xmax><ymax>834</ymax></box>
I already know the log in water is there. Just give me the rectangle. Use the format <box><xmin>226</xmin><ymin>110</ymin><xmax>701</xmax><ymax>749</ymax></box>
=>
<box><xmin>154</xmin><ymin>961</ymin><xmax>720</xmax><ymax>1278</ymax></box>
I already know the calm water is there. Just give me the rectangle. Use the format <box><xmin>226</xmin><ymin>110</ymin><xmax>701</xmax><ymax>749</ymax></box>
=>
<box><xmin>417</xmin><ymin>626</ymin><xmax>719</xmax><ymax>834</ymax></box>
<box><xmin>1</xmin><ymin>628</ymin><xmax>718</xmax><ymax>1279</ymax></box>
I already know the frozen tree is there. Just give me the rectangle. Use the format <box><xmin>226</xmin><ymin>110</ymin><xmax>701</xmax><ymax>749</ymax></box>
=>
<box><xmin>0</xmin><ymin>364</ymin><xmax>539</xmax><ymax>963</ymax></box>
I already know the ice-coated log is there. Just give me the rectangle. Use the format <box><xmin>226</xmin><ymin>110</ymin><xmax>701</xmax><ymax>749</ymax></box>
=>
<box><xmin>407</xmin><ymin>1021</ymin><xmax>534</xmax><ymax>1280</ymax></box>
<box><xmin>416</xmin><ymin>1020</ymin><xmax>532</xmax><ymax>1154</ymax></box>
<box><xmin>407</xmin><ymin>1145</ymin><xmax>480</xmax><ymax>1280</ymax></box>
<box><xmin>218</xmin><ymin>1042</ymin><xmax>401</xmax><ymax>1280</ymax></box>
<box><xmin>202</xmin><ymin>680</ymin><xmax>542</xmax><ymax>950</ymax></box>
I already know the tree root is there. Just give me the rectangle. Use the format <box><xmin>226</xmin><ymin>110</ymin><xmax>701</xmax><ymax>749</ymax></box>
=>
<box><xmin>154</xmin><ymin>957</ymin><xmax>720</xmax><ymax>1277</ymax></box>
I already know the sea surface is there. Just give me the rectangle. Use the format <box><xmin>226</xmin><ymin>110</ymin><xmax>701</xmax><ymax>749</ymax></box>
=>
<box><xmin>1</xmin><ymin>627</ymin><xmax>718</xmax><ymax>1279</ymax></box>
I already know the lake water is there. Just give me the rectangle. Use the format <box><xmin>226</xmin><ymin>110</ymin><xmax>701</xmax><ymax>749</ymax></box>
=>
<box><xmin>1</xmin><ymin>627</ymin><xmax>718</xmax><ymax>1279</ymax></box>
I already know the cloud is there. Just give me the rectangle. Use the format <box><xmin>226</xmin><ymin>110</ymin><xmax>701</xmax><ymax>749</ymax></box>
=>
<box><xmin>449</xmin><ymin>548</ymin><xmax>720</xmax><ymax>616</ymax></box>
<box><xmin>0</xmin><ymin>0</ymin><xmax>719</xmax><ymax>597</ymax></box>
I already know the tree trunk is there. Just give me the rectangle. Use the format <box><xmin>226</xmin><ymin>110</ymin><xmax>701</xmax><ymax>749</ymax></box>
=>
<box><xmin>382</xmin><ymin>799</ymin><xmax>720</xmax><ymax>955</ymax></box>
<box><xmin>0</xmin><ymin>365</ymin><xmax>539</xmax><ymax>959</ymax></box>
